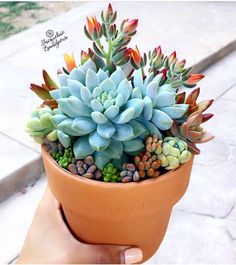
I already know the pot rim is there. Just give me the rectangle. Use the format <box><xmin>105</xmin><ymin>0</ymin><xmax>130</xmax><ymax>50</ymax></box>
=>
<box><xmin>41</xmin><ymin>145</ymin><xmax>194</xmax><ymax>188</ymax></box>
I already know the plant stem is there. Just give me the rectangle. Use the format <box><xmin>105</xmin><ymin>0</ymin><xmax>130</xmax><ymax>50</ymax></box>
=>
<box><xmin>96</xmin><ymin>39</ymin><xmax>106</xmax><ymax>58</ymax></box>
<box><xmin>106</xmin><ymin>38</ymin><xmax>113</xmax><ymax>64</ymax></box>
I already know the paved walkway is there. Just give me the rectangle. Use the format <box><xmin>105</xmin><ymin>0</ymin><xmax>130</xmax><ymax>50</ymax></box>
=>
<box><xmin>0</xmin><ymin>2</ymin><xmax>236</xmax><ymax>264</ymax></box>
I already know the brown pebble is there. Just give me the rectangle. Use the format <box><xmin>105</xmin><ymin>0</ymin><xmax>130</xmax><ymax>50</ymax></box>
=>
<box><xmin>127</xmin><ymin>171</ymin><xmax>133</xmax><ymax>177</ymax></box>
<box><xmin>76</xmin><ymin>160</ymin><xmax>83</xmax><ymax>167</ymax></box>
<box><xmin>78</xmin><ymin>167</ymin><xmax>85</xmax><ymax>175</ymax></box>
<box><xmin>120</xmin><ymin>170</ymin><xmax>128</xmax><ymax>177</ymax></box>
<box><xmin>126</xmin><ymin>163</ymin><xmax>136</xmax><ymax>171</ymax></box>
<box><xmin>82</xmin><ymin>173</ymin><xmax>94</xmax><ymax>179</ymax></box>
<box><xmin>122</xmin><ymin>176</ymin><xmax>132</xmax><ymax>183</ymax></box>
<box><xmin>84</xmin><ymin>156</ymin><xmax>94</xmax><ymax>166</ymax></box>
<box><xmin>83</xmin><ymin>163</ymin><xmax>88</xmax><ymax>171</ymax></box>
<box><xmin>94</xmin><ymin>170</ymin><xmax>102</xmax><ymax>179</ymax></box>
<box><xmin>68</xmin><ymin>164</ymin><xmax>78</xmax><ymax>174</ymax></box>
<box><xmin>87</xmin><ymin>165</ymin><xmax>96</xmax><ymax>173</ymax></box>
<box><xmin>133</xmin><ymin>171</ymin><xmax>140</xmax><ymax>182</ymax></box>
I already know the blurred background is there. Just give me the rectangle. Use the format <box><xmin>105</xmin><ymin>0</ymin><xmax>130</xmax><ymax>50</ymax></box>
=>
<box><xmin>0</xmin><ymin>1</ymin><xmax>236</xmax><ymax>264</ymax></box>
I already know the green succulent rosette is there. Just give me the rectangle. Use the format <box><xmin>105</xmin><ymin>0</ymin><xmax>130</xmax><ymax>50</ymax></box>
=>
<box><xmin>158</xmin><ymin>137</ymin><xmax>192</xmax><ymax>170</ymax></box>
<box><xmin>26</xmin><ymin>106</ymin><xmax>58</xmax><ymax>144</ymax></box>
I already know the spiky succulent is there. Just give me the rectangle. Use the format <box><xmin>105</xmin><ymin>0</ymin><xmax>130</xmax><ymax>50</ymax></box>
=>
<box><xmin>171</xmin><ymin>111</ymin><xmax>214</xmax><ymax>154</ymax></box>
<box><xmin>158</xmin><ymin>137</ymin><xmax>192</xmax><ymax>170</ymax></box>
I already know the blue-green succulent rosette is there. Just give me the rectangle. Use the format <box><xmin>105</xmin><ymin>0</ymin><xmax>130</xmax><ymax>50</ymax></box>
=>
<box><xmin>48</xmin><ymin>59</ymin><xmax>189</xmax><ymax>169</ymax></box>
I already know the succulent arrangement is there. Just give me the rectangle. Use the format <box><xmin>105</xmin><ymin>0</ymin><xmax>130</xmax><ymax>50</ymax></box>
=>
<box><xmin>27</xmin><ymin>4</ymin><xmax>214</xmax><ymax>183</ymax></box>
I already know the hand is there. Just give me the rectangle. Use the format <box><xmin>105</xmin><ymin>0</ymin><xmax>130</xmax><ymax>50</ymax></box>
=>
<box><xmin>16</xmin><ymin>187</ymin><xmax>143</xmax><ymax>264</ymax></box>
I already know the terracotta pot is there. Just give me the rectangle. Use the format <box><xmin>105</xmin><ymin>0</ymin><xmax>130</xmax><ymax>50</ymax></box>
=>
<box><xmin>42</xmin><ymin>145</ymin><xmax>194</xmax><ymax>262</ymax></box>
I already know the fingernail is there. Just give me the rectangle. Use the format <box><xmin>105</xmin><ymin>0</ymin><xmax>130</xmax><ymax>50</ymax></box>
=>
<box><xmin>124</xmin><ymin>248</ymin><xmax>143</xmax><ymax>264</ymax></box>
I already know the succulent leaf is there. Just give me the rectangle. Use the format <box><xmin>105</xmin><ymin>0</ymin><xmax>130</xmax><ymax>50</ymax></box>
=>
<box><xmin>73</xmin><ymin>136</ymin><xmax>95</xmax><ymax>159</ymax></box>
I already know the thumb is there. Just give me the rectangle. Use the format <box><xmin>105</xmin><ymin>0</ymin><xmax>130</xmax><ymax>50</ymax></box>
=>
<box><xmin>71</xmin><ymin>243</ymin><xmax>143</xmax><ymax>264</ymax></box>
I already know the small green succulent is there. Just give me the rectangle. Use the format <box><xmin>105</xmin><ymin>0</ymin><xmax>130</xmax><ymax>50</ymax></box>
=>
<box><xmin>158</xmin><ymin>137</ymin><xmax>192</xmax><ymax>170</ymax></box>
<box><xmin>102</xmin><ymin>163</ymin><xmax>121</xmax><ymax>182</ymax></box>
<box><xmin>26</xmin><ymin>106</ymin><xmax>58</xmax><ymax>144</ymax></box>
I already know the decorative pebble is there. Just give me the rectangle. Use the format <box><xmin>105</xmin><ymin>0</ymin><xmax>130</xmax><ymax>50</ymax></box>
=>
<box><xmin>77</xmin><ymin>160</ymin><xmax>83</xmax><ymax>167</ymax></box>
<box><xmin>127</xmin><ymin>171</ymin><xmax>133</xmax><ymax>177</ymax></box>
<box><xmin>120</xmin><ymin>170</ymin><xmax>128</xmax><ymax>177</ymax></box>
<box><xmin>83</xmin><ymin>173</ymin><xmax>94</xmax><ymax>179</ymax></box>
<box><xmin>94</xmin><ymin>170</ymin><xmax>102</xmax><ymax>180</ymax></box>
<box><xmin>87</xmin><ymin>165</ymin><xmax>96</xmax><ymax>173</ymax></box>
<box><xmin>68</xmin><ymin>164</ymin><xmax>78</xmax><ymax>174</ymax></box>
<box><xmin>78</xmin><ymin>167</ymin><xmax>85</xmax><ymax>175</ymax></box>
<box><xmin>126</xmin><ymin>163</ymin><xmax>136</xmax><ymax>171</ymax></box>
<box><xmin>84</xmin><ymin>156</ymin><xmax>94</xmax><ymax>166</ymax></box>
<box><xmin>133</xmin><ymin>171</ymin><xmax>140</xmax><ymax>181</ymax></box>
<box><xmin>83</xmin><ymin>163</ymin><xmax>88</xmax><ymax>171</ymax></box>
<box><xmin>122</xmin><ymin>176</ymin><xmax>132</xmax><ymax>183</ymax></box>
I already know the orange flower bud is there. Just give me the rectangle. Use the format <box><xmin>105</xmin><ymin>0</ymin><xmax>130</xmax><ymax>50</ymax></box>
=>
<box><xmin>86</xmin><ymin>16</ymin><xmax>102</xmax><ymax>35</ymax></box>
<box><xmin>81</xmin><ymin>50</ymin><xmax>90</xmax><ymax>64</ymax></box>
<box><xmin>64</xmin><ymin>53</ymin><xmax>76</xmax><ymax>72</ymax></box>
<box><xmin>121</xmin><ymin>19</ymin><xmax>138</xmax><ymax>35</ymax></box>
<box><xmin>129</xmin><ymin>45</ymin><xmax>141</xmax><ymax>65</ymax></box>
<box><xmin>185</xmin><ymin>74</ymin><xmax>205</xmax><ymax>85</ymax></box>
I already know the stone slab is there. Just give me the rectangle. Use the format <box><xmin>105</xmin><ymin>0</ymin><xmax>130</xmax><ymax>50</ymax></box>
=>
<box><xmin>0</xmin><ymin>176</ymin><xmax>46</xmax><ymax>264</ymax></box>
<box><xmin>146</xmin><ymin>209</ymin><xmax>236</xmax><ymax>264</ymax></box>
<box><xmin>199</xmin><ymin>50</ymin><xmax>236</xmax><ymax>101</ymax></box>
<box><xmin>176</xmin><ymin>144</ymin><xmax>236</xmax><ymax>218</ymax></box>
<box><xmin>226</xmin><ymin>204</ymin><xmax>236</xmax><ymax>240</ymax></box>
<box><xmin>221</xmin><ymin>83</ymin><xmax>236</xmax><ymax>101</ymax></box>
<box><xmin>0</xmin><ymin>134</ymin><xmax>44</xmax><ymax>202</ymax></box>
<box><xmin>203</xmin><ymin>98</ymin><xmax>236</xmax><ymax>146</ymax></box>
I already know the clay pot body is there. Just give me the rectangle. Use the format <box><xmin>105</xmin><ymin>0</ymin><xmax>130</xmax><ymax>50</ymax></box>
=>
<box><xmin>42</xmin><ymin>145</ymin><xmax>194</xmax><ymax>262</ymax></box>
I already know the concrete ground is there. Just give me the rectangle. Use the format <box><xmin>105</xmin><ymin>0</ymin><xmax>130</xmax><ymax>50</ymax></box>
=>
<box><xmin>0</xmin><ymin>1</ymin><xmax>236</xmax><ymax>264</ymax></box>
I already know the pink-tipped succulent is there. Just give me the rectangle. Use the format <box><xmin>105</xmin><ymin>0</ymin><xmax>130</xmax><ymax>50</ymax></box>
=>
<box><xmin>148</xmin><ymin>46</ymin><xmax>204</xmax><ymax>89</ymax></box>
<box><xmin>30</xmin><ymin>70</ymin><xmax>58</xmax><ymax>109</ymax></box>
<box><xmin>171</xmin><ymin>111</ymin><xmax>215</xmax><ymax>154</ymax></box>
<box><xmin>176</xmin><ymin>87</ymin><xmax>214</xmax><ymax>117</ymax></box>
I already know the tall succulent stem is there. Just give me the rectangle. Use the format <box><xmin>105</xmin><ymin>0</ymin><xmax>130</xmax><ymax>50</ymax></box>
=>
<box><xmin>106</xmin><ymin>38</ymin><xmax>113</xmax><ymax>64</ymax></box>
<box><xmin>96</xmin><ymin>39</ymin><xmax>106</xmax><ymax>58</ymax></box>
